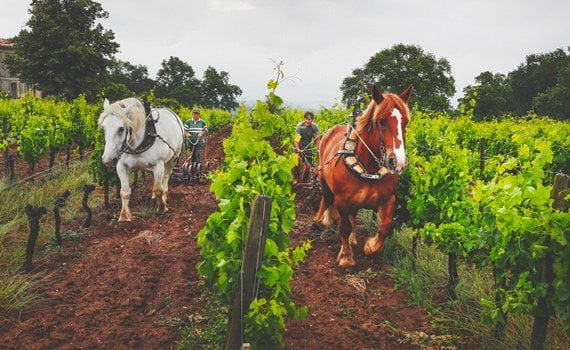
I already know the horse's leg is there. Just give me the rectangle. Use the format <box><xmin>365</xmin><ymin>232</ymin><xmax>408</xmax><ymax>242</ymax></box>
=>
<box><xmin>162</xmin><ymin>159</ymin><xmax>175</xmax><ymax>205</ymax></box>
<box><xmin>348</xmin><ymin>213</ymin><xmax>357</xmax><ymax>246</ymax></box>
<box><xmin>152</xmin><ymin>162</ymin><xmax>166</xmax><ymax>213</ymax></box>
<box><xmin>117</xmin><ymin>163</ymin><xmax>132</xmax><ymax>222</ymax></box>
<box><xmin>337</xmin><ymin>207</ymin><xmax>356</xmax><ymax>267</ymax></box>
<box><xmin>364</xmin><ymin>194</ymin><xmax>396</xmax><ymax>256</ymax></box>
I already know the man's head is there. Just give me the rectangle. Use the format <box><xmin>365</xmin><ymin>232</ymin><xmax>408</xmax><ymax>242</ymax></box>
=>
<box><xmin>192</xmin><ymin>109</ymin><xmax>200</xmax><ymax>120</ymax></box>
<box><xmin>304</xmin><ymin>111</ymin><xmax>314</xmax><ymax>126</ymax></box>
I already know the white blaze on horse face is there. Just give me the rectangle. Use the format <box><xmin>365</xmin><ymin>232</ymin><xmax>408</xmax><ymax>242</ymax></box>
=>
<box><xmin>392</xmin><ymin>108</ymin><xmax>406</xmax><ymax>171</ymax></box>
<box><xmin>101</xmin><ymin>115</ymin><xmax>125</xmax><ymax>165</ymax></box>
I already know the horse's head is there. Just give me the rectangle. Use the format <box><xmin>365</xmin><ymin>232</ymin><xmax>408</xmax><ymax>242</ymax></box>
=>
<box><xmin>98</xmin><ymin>98</ymin><xmax>141</xmax><ymax>167</ymax></box>
<box><xmin>358</xmin><ymin>84</ymin><xmax>413</xmax><ymax>174</ymax></box>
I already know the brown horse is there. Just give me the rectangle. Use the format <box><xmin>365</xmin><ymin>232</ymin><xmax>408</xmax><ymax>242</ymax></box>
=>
<box><xmin>315</xmin><ymin>84</ymin><xmax>412</xmax><ymax>267</ymax></box>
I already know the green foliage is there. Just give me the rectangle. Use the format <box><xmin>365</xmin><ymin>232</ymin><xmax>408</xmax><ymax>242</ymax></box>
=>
<box><xmin>405</xmin><ymin>109</ymin><xmax>570</xmax><ymax>335</ymax></box>
<box><xmin>340</xmin><ymin>44</ymin><xmax>455</xmax><ymax>110</ymax></box>
<box><xmin>155</xmin><ymin>57</ymin><xmax>242</xmax><ymax>109</ymax></box>
<box><xmin>532</xmin><ymin>63</ymin><xmax>570</xmax><ymax>121</ymax></box>
<box><xmin>462</xmin><ymin>47</ymin><xmax>570</xmax><ymax>120</ymax></box>
<box><xmin>196</xmin><ymin>106</ymin><xmax>310</xmax><ymax>348</ymax></box>
<box><xmin>509</xmin><ymin>47</ymin><xmax>570</xmax><ymax>117</ymax></box>
<box><xmin>200</xmin><ymin>66</ymin><xmax>243</xmax><ymax>110</ymax></box>
<box><xmin>178</xmin><ymin>107</ymin><xmax>233</xmax><ymax>133</ymax></box>
<box><xmin>5</xmin><ymin>0</ymin><xmax>119</xmax><ymax>100</ymax></box>
<box><xmin>458</xmin><ymin>72</ymin><xmax>512</xmax><ymax>120</ymax></box>
<box><xmin>106</xmin><ymin>58</ymin><xmax>154</xmax><ymax>96</ymax></box>
<box><xmin>0</xmin><ymin>95</ymin><xmax>99</xmax><ymax>175</ymax></box>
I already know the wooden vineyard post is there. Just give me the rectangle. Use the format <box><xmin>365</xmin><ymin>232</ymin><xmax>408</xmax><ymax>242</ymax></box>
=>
<box><xmin>54</xmin><ymin>190</ymin><xmax>71</xmax><ymax>246</ymax></box>
<box><xmin>530</xmin><ymin>174</ymin><xmax>568</xmax><ymax>350</ymax></box>
<box><xmin>225</xmin><ymin>195</ymin><xmax>272</xmax><ymax>350</ymax></box>
<box><xmin>22</xmin><ymin>205</ymin><xmax>48</xmax><ymax>272</ymax></box>
<box><xmin>446</xmin><ymin>253</ymin><xmax>459</xmax><ymax>300</ymax></box>
<box><xmin>82</xmin><ymin>184</ymin><xmax>96</xmax><ymax>227</ymax></box>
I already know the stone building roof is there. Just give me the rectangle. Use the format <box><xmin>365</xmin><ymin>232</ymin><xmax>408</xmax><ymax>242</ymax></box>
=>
<box><xmin>0</xmin><ymin>38</ymin><xmax>14</xmax><ymax>48</ymax></box>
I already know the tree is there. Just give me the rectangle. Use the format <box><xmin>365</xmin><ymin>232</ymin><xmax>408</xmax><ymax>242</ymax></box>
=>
<box><xmin>200</xmin><ymin>66</ymin><xmax>242</xmax><ymax>110</ymax></box>
<box><xmin>4</xmin><ymin>0</ymin><xmax>118</xmax><ymax>100</ymax></box>
<box><xmin>341</xmin><ymin>44</ymin><xmax>455</xmax><ymax>111</ymax></box>
<box><xmin>509</xmin><ymin>48</ymin><xmax>570</xmax><ymax>116</ymax></box>
<box><xmin>459</xmin><ymin>71</ymin><xmax>512</xmax><ymax>120</ymax></box>
<box><xmin>532</xmin><ymin>63</ymin><xmax>570</xmax><ymax>121</ymax></box>
<box><xmin>107</xmin><ymin>59</ymin><xmax>154</xmax><ymax>95</ymax></box>
<box><xmin>154</xmin><ymin>56</ymin><xmax>201</xmax><ymax>106</ymax></box>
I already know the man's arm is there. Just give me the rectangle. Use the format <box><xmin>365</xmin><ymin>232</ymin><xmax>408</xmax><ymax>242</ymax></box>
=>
<box><xmin>198</xmin><ymin>121</ymin><xmax>208</xmax><ymax>137</ymax></box>
<box><xmin>294</xmin><ymin>124</ymin><xmax>302</xmax><ymax>152</ymax></box>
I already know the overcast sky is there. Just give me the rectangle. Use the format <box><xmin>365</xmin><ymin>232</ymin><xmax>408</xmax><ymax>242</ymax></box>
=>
<box><xmin>1</xmin><ymin>0</ymin><xmax>569</xmax><ymax>108</ymax></box>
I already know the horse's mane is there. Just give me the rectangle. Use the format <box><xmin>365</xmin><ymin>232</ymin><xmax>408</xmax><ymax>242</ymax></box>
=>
<box><xmin>98</xmin><ymin>97</ymin><xmax>146</xmax><ymax>133</ymax></box>
<box><xmin>356</xmin><ymin>94</ymin><xmax>409</xmax><ymax>134</ymax></box>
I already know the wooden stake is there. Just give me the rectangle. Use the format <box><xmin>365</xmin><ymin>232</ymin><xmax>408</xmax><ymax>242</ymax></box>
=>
<box><xmin>82</xmin><ymin>184</ymin><xmax>96</xmax><ymax>227</ymax></box>
<box><xmin>225</xmin><ymin>195</ymin><xmax>272</xmax><ymax>350</ymax></box>
<box><xmin>22</xmin><ymin>205</ymin><xmax>47</xmax><ymax>272</ymax></box>
<box><xmin>54</xmin><ymin>190</ymin><xmax>71</xmax><ymax>246</ymax></box>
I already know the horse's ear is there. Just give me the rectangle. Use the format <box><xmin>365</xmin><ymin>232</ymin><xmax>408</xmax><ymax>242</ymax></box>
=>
<box><xmin>371</xmin><ymin>84</ymin><xmax>384</xmax><ymax>104</ymax></box>
<box><xmin>123</xmin><ymin>103</ymin><xmax>135</xmax><ymax>115</ymax></box>
<box><xmin>103</xmin><ymin>98</ymin><xmax>110</xmax><ymax>109</ymax></box>
<box><xmin>399</xmin><ymin>84</ymin><xmax>413</xmax><ymax>103</ymax></box>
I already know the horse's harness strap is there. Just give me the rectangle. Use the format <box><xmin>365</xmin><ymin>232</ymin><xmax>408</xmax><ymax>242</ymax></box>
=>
<box><xmin>337</xmin><ymin>123</ymin><xmax>389</xmax><ymax>181</ymax></box>
<box><xmin>117</xmin><ymin>101</ymin><xmax>179</xmax><ymax>161</ymax></box>
<box><xmin>123</xmin><ymin>115</ymin><xmax>158</xmax><ymax>155</ymax></box>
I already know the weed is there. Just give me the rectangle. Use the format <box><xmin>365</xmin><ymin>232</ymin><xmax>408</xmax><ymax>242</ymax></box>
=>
<box><xmin>338</xmin><ymin>302</ymin><xmax>356</xmax><ymax>319</ymax></box>
<box><xmin>178</xmin><ymin>295</ymin><xmax>227</xmax><ymax>350</ymax></box>
<box><xmin>384</xmin><ymin>227</ymin><xmax>570</xmax><ymax>349</ymax></box>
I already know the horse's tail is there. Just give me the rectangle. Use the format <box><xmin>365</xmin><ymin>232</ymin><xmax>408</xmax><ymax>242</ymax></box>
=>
<box><xmin>315</xmin><ymin>179</ymin><xmax>336</xmax><ymax>227</ymax></box>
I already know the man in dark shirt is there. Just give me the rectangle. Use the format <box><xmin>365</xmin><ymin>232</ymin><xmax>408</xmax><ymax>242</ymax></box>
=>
<box><xmin>294</xmin><ymin>111</ymin><xmax>320</xmax><ymax>182</ymax></box>
<box><xmin>184</xmin><ymin>109</ymin><xmax>208</xmax><ymax>163</ymax></box>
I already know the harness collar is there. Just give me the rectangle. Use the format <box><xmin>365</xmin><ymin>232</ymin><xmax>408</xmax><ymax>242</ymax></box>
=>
<box><xmin>338</xmin><ymin>123</ymin><xmax>390</xmax><ymax>181</ymax></box>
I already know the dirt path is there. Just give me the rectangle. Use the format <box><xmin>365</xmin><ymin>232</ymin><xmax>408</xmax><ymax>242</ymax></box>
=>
<box><xmin>285</xmin><ymin>209</ymin><xmax>433</xmax><ymax>349</ymax></box>
<box><xmin>1</xmin><ymin>127</ymin><xmax>435</xmax><ymax>349</ymax></box>
<box><xmin>0</xmin><ymin>129</ymin><xmax>229</xmax><ymax>349</ymax></box>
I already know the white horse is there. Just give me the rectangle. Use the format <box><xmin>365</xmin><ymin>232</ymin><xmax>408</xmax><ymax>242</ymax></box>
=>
<box><xmin>99</xmin><ymin>97</ymin><xmax>184</xmax><ymax>222</ymax></box>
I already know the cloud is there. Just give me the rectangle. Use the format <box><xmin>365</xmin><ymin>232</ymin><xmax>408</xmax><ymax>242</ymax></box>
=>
<box><xmin>208</xmin><ymin>0</ymin><xmax>254</xmax><ymax>13</ymax></box>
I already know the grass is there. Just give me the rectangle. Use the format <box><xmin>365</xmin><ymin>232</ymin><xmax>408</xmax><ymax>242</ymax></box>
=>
<box><xmin>0</xmin><ymin>272</ymin><xmax>44</xmax><ymax>318</ymax></box>
<box><xmin>178</xmin><ymin>293</ymin><xmax>227</xmax><ymax>350</ymax></box>
<box><xmin>0</xmin><ymin>161</ymin><xmax>98</xmax><ymax>318</ymax></box>
<box><xmin>375</xmin><ymin>223</ymin><xmax>570</xmax><ymax>350</ymax></box>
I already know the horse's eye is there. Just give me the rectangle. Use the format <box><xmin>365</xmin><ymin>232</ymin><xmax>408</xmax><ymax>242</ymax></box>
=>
<box><xmin>118</xmin><ymin>127</ymin><xmax>124</xmax><ymax>134</ymax></box>
<box><xmin>379</xmin><ymin>119</ymin><xmax>387</xmax><ymax>126</ymax></box>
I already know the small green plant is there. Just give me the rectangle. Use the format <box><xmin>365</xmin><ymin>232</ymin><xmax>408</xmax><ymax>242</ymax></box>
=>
<box><xmin>178</xmin><ymin>298</ymin><xmax>228</xmax><ymax>350</ymax></box>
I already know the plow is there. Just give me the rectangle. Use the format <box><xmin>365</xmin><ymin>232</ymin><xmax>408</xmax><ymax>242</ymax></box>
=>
<box><xmin>170</xmin><ymin>137</ymin><xmax>210</xmax><ymax>184</ymax></box>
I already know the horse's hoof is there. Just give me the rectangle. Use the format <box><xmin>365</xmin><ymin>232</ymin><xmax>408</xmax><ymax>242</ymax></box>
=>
<box><xmin>338</xmin><ymin>256</ymin><xmax>356</xmax><ymax>267</ymax></box>
<box><xmin>364</xmin><ymin>237</ymin><xmax>383</xmax><ymax>256</ymax></box>
<box><xmin>349</xmin><ymin>231</ymin><xmax>358</xmax><ymax>246</ymax></box>
<box><xmin>118</xmin><ymin>215</ymin><xmax>132</xmax><ymax>222</ymax></box>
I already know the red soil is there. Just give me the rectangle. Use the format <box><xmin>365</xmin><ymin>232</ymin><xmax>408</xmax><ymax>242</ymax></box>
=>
<box><xmin>0</xmin><ymin>126</ymin><xmax>436</xmax><ymax>349</ymax></box>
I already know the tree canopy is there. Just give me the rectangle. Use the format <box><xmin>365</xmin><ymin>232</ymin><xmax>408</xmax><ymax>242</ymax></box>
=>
<box><xmin>341</xmin><ymin>44</ymin><xmax>456</xmax><ymax>111</ymax></box>
<box><xmin>200</xmin><ymin>66</ymin><xmax>243</xmax><ymax>110</ymax></box>
<box><xmin>154</xmin><ymin>56</ymin><xmax>242</xmax><ymax>109</ymax></box>
<box><xmin>460</xmin><ymin>47</ymin><xmax>569</xmax><ymax>121</ymax></box>
<box><xmin>154</xmin><ymin>56</ymin><xmax>202</xmax><ymax>106</ymax></box>
<box><xmin>458</xmin><ymin>72</ymin><xmax>512</xmax><ymax>120</ymax></box>
<box><xmin>509</xmin><ymin>48</ymin><xmax>569</xmax><ymax>118</ymax></box>
<box><xmin>5</xmin><ymin>0</ymin><xmax>118</xmax><ymax>100</ymax></box>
